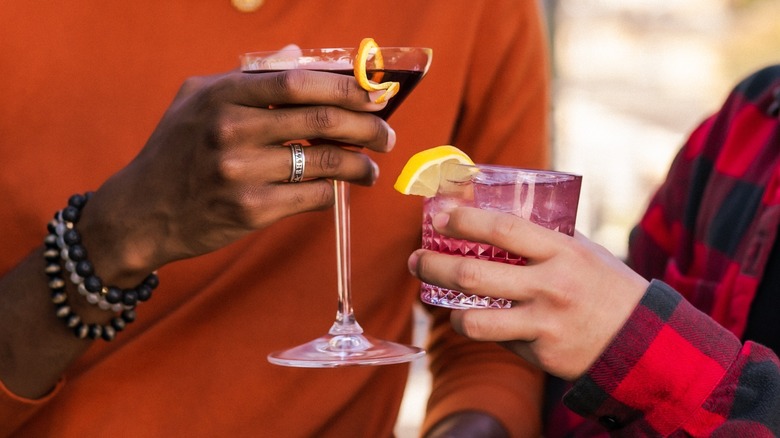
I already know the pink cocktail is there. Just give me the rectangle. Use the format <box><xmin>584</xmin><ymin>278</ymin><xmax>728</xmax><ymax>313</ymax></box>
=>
<box><xmin>421</xmin><ymin>163</ymin><xmax>582</xmax><ymax>309</ymax></box>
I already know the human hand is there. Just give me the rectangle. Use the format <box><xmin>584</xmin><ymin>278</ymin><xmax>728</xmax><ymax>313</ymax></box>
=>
<box><xmin>408</xmin><ymin>207</ymin><xmax>649</xmax><ymax>381</ymax></box>
<box><xmin>79</xmin><ymin>67</ymin><xmax>395</xmax><ymax>283</ymax></box>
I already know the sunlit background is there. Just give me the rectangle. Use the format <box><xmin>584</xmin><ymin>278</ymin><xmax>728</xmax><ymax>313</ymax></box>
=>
<box><xmin>396</xmin><ymin>1</ymin><xmax>780</xmax><ymax>436</ymax></box>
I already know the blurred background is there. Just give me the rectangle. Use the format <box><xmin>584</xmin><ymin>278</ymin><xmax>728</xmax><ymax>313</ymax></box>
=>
<box><xmin>550</xmin><ymin>0</ymin><xmax>780</xmax><ymax>258</ymax></box>
<box><xmin>396</xmin><ymin>0</ymin><xmax>780</xmax><ymax>436</ymax></box>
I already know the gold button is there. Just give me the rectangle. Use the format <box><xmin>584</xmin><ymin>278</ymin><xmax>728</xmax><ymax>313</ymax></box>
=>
<box><xmin>231</xmin><ymin>0</ymin><xmax>264</xmax><ymax>12</ymax></box>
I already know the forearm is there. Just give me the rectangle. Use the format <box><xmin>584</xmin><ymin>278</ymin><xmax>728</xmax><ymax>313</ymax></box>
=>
<box><xmin>0</xmin><ymin>246</ymin><xmax>102</xmax><ymax>399</ymax></box>
<box><xmin>0</xmin><ymin>192</ymin><xmax>158</xmax><ymax>400</ymax></box>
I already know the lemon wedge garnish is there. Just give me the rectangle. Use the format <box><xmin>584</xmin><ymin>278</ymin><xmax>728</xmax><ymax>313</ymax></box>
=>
<box><xmin>354</xmin><ymin>38</ymin><xmax>400</xmax><ymax>104</ymax></box>
<box><xmin>394</xmin><ymin>145</ymin><xmax>475</xmax><ymax>197</ymax></box>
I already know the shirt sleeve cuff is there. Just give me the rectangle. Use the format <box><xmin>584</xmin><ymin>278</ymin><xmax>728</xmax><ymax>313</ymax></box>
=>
<box><xmin>561</xmin><ymin>280</ymin><xmax>743</xmax><ymax>434</ymax></box>
<box><xmin>0</xmin><ymin>376</ymin><xmax>65</xmax><ymax>435</ymax></box>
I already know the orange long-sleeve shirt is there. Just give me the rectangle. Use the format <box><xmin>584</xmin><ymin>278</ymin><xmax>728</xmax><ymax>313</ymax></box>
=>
<box><xmin>0</xmin><ymin>1</ymin><xmax>549</xmax><ymax>436</ymax></box>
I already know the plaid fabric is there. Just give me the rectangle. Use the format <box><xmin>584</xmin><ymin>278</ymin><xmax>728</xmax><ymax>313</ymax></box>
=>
<box><xmin>545</xmin><ymin>65</ymin><xmax>780</xmax><ymax>436</ymax></box>
<box><xmin>562</xmin><ymin>281</ymin><xmax>780</xmax><ymax>436</ymax></box>
<box><xmin>628</xmin><ymin>65</ymin><xmax>780</xmax><ymax>338</ymax></box>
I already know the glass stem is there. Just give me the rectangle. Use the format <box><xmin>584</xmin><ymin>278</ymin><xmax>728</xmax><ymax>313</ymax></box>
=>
<box><xmin>330</xmin><ymin>180</ymin><xmax>363</xmax><ymax>335</ymax></box>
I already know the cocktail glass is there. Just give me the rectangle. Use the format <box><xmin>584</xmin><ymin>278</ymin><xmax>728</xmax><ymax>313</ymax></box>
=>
<box><xmin>421</xmin><ymin>163</ymin><xmax>582</xmax><ymax>309</ymax></box>
<box><xmin>241</xmin><ymin>46</ymin><xmax>431</xmax><ymax>367</ymax></box>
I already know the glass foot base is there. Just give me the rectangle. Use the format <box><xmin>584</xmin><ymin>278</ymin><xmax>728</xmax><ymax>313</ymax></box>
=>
<box><xmin>267</xmin><ymin>333</ymin><xmax>425</xmax><ymax>368</ymax></box>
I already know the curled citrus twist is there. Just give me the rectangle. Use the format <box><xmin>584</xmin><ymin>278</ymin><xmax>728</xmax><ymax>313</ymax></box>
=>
<box><xmin>354</xmin><ymin>38</ymin><xmax>400</xmax><ymax>104</ymax></box>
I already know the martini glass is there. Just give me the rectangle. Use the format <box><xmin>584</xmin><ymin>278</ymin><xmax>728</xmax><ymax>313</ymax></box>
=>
<box><xmin>241</xmin><ymin>46</ymin><xmax>432</xmax><ymax>367</ymax></box>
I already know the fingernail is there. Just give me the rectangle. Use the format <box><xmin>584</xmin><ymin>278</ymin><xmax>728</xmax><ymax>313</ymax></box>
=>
<box><xmin>432</xmin><ymin>212</ymin><xmax>450</xmax><ymax>229</ymax></box>
<box><xmin>385</xmin><ymin>125</ymin><xmax>396</xmax><ymax>151</ymax></box>
<box><xmin>370</xmin><ymin>83</ymin><xmax>399</xmax><ymax>104</ymax></box>
<box><xmin>371</xmin><ymin>160</ymin><xmax>380</xmax><ymax>181</ymax></box>
<box><xmin>368</xmin><ymin>89</ymin><xmax>391</xmax><ymax>104</ymax></box>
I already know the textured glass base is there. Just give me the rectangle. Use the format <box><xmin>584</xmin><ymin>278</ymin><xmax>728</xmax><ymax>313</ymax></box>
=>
<box><xmin>421</xmin><ymin>283</ymin><xmax>513</xmax><ymax>309</ymax></box>
<box><xmin>267</xmin><ymin>333</ymin><xmax>425</xmax><ymax>368</ymax></box>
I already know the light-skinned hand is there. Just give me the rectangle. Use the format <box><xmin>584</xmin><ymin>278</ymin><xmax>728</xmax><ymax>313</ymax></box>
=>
<box><xmin>408</xmin><ymin>207</ymin><xmax>649</xmax><ymax>380</ymax></box>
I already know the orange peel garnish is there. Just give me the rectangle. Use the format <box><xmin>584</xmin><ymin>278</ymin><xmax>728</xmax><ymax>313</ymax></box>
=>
<box><xmin>354</xmin><ymin>38</ymin><xmax>400</xmax><ymax>104</ymax></box>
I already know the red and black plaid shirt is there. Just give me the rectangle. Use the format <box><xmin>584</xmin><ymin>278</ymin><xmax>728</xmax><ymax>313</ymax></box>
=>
<box><xmin>546</xmin><ymin>65</ymin><xmax>780</xmax><ymax>436</ymax></box>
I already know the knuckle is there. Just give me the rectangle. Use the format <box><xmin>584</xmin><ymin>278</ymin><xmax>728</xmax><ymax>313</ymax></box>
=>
<box><xmin>306</xmin><ymin>106</ymin><xmax>340</xmax><ymax>133</ymax></box>
<box><xmin>191</xmin><ymin>75</ymin><xmax>230</xmax><ymax>108</ymax></box>
<box><xmin>452</xmin><ymin>260</ymin><xmax>483</xmax><ymax>291</ymax></box>
<box><xmin>179</xmin><ymin>75</ymin><xmax>209</xmax><ymax>95</ymax></box>
<box><xmin>207</xmin><ymin>108</ymin><xmax>243</xmax><ymax>150</ymax></box>
<box><xmin>458</xmin><ymin>312</ymin><xmax>488</xmax><ymax>340</ymax></box>
<box><xmin>237</xmin><ymin>191</ymin><xmax>264</xmax><ymax>223</ymax></box>
<box><xmin>271</xmin><ymin>107</ymin><xmax>295</xmax><ymax>126</ymax></box>
<box><xmin>273</xmin><ymin>69</ymin><xmax>306</xmax><ymax>99</ymax></box>
<box><xmin>368</xmin><ymin>117</ymin><xmax>386</xmax><ymax>144</ymax></box>
<box><xmin>334</xmin><ymin>76</ymin><xmax>355</xmax><ymax>100</ymax></box>
<box><xmin>279</xmin><ymin>179</ymin><xmax>334</xmax><ymax>213</ymax></box>
<box><xmin>289</xmin><ymin>190</ymin><xmax>308</xmax><ymax>209</ymax></box>
<box><xmin>551</xmin><ymin>276</ymin><xmax>577</xmax><ymax>308</ymax></box>
<box><xmin>211</xmin><ymin>114</ymin><xmax>240</xmax><ymax>147</ymax></box>
<box><xmin>567</xmin><ymin>239</ymin><xmax>591</xmax><ymax>262</ymax></box>
<box><xmin>214</xmin><ymin>152</ymin><xmax>244</xmax><ymax>183</ymax></box>
<box><xmin>315</xmin><ymin>147</ymin><xmax>344</xmax><ymax>173</ymax></box>
<box><xmin>490</xmin><ymin>214</ymin><xmax>519</xmax><ymax>243</ymax></box>
<box><xmin>312</xmin><ymin>180</ymin><xmax>334</xmax><ymax>207</ymax></box>
<box><xmin>415</xmin><ymin>251</ymin><xmax>434</xmax><ymax>277</ymax></box>
<box><xmin>184</xmin><ymin>83</ymin><xmax>242</xmax><ymax>151</ymax></box>
<box><xmin>543</xmin><ymin>262</ymin><xmax>578</xmax><ymax>308</ymax></box>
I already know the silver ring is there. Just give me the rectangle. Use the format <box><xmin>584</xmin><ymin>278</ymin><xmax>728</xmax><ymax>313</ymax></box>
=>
<box><xmin>289</xmin><ymin>143</ymin><xmax>305</xmax><ymax>183</ymax></box>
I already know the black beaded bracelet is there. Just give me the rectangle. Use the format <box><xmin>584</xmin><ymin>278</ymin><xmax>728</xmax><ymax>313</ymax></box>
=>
<box><xmin>44</xmin><ymin>193</ymin><xmax>159</xmax><ymax>341</ymax></box>
<box><xmin>44</xmin><ymin>252</ymin><xmax>136</xmax><ymax>341</ymax></box>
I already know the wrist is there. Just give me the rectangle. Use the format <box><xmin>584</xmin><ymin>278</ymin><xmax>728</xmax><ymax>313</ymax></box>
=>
<box><xmin>77</xmin><ymin>193</ymin><xmax>161</xmax><ymax>286</ymax></box>
<box><xmin>44</xmin><ymin>193</ymin><xmax>157</xmax><ymax>341</ymax></box>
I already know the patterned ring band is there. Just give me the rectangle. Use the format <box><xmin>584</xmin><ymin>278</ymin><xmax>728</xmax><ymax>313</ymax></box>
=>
<box><xmin>289</xmin><ymin>143</ymin><xmax>305</xmax><ymax>183</ymax></box>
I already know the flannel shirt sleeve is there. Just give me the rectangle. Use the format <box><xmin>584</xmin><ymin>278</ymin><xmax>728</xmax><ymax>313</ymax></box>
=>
<box><xmin>561</xmin><ymin>280</ymin><xmax>780</xmax><ymax>436</ymax></box>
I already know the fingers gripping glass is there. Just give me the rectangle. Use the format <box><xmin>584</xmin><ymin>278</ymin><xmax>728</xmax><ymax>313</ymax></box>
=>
<box><xmin>240</xmin><ymin>46</ymin><xmax>432</xmax><ymax>367</ymax></box>
<box><xmin>421</xmin><ymin>164</ymin><xmax>582</xmax><ymax>309</ymax></box>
